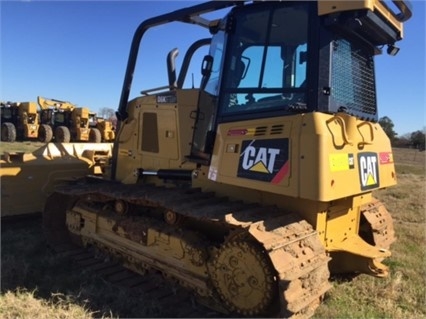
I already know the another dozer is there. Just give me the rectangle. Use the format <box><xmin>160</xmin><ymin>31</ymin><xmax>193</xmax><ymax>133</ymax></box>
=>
<box><xmin>37</xmin><ymin>96</ymin><xmax>102</xmax><ymax>143</ymax></box>
<box><xmin>1</xmin><ymin>101</ymin><xmax>40</xmax><ymax>142</ymax></box>
<box><xmin>43</xmin><ymin>1</ymin><xmax>412</xmax><ymax>317</ymax></box>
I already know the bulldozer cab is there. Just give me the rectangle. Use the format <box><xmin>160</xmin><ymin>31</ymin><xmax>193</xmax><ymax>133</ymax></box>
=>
<box><xmin>112</xmin><ymin>0</ymin><xmax>411</xmax><ymax>178</ymax></box>
<box><xmin>112</xmin><ymin>0</ymin><xmax>411</xmax><ymax>185</ymax></box>
<box><xmin>115</xmin><ymin>0</ymin><xmax>408</xmax><ymax>165</ymax></box>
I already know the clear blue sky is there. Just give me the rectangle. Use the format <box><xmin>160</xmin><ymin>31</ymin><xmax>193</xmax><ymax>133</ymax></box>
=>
<box><xmin>1</xmin><ymin>1</ymin><xmax>425</xmax><ymax>136</ymax></box>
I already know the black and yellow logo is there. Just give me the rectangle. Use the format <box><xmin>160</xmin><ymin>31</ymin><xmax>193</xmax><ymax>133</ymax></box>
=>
<box><xmin>358</xmin><ymin>152</ymin><xmax>380</xmax><ymax>190</ymax></box>
<box><xmin>238</xmin><ymin>138</ymin><xmax>289</xmax><ymax>183</ymax></box>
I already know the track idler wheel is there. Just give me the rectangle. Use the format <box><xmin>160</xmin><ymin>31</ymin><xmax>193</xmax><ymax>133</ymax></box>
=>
<box><xmin>114</xmin><ymin>200</ymin><xmax>129</xmax><ymax>215</ymax></box>
<box><xmin>163</xmin><ymin>210</ymin><xmax>184</xmax><ymax>225</ymax></box>
<box><xmin>210</xmin><ymin>240</ymin><xmax>278</xmax><ymax>316</ymax></box>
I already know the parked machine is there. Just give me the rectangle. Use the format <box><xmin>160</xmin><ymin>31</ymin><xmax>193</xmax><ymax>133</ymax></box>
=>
<box><xmin>1</xmin><ymin>101</ymin><xmax>40</xmax><ymax>142</ymax></box>
<box><xmin>37</xmin><ymin>96</ymin><xmax>102</xmax><ymax>143</ymax></box>
<box><xmin>89</xmin><ymin>111</ymin><xmax>115</xmax><ymax>142</ymax></box>
<box><xmin>42</xmin><ymin>1</ymin><xmax>411</xmax><ymax>317</ymax></box>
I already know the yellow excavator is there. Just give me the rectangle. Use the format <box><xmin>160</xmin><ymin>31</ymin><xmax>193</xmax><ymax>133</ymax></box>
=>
<box><xmin>1</xmin><ymin>101</ymin><xmax>40</xmax><ymax>142</ymax></box>
<box><xmin>37</xmin><ymin>96</ymin><xmax>102</xmax><ymax>143</ymax></box>
<box><xmin>42</xmin><ymin>1</ymin><xmax>412</xmax><ymax>317</ymax></box>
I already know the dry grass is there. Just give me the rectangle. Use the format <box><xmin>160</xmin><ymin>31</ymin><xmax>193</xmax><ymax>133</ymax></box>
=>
<box><xmin>1</xmin><ymin>146</ymin><xmax>425</xmax><ymax>318</ymax></box>
<box><xmin>0</xmin><ymin>289</ymin><xmax>93</xmax><ymax>319</ymax></box>
<box><xmin>0</xmin><ymin>218</ymin><xmax>170</xmax><ymax>318</ymax></box>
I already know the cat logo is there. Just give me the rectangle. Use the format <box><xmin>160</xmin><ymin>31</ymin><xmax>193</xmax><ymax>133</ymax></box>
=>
<box><xmin>242</xmin><ymin>145</ymin><xmax>280</xmax><ymax>173</ymax></box>
<box><xmin>358</xmin><ymin>152</ymin><xmax>380</xmax><ymax>190</ymax></box>
<box><xmin>238</xmin><ymin>138</ymin><xmax>289</xmax><ymax>183</ymax></box>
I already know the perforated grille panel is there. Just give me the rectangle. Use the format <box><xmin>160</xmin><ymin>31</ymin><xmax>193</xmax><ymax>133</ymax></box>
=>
<box><xmin>331</xmin><ymin>39</ymin><xmax>377</xmax><ymax>117</ymax></box>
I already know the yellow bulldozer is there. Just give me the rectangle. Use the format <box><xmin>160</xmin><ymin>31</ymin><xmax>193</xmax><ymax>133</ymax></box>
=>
<box><xmin>20</xmin><ymin>0</ymin><xmax>411</xmax><ymax>317</ymax></box>
<box><xmin>37</xmin><ymin>96</ymin><xmax>102</xmax><ymax>143</ymax></box>
<box><xmin>1</xmin><ymin>101</ymin><xmax>40</xmax><ymax>142</ymax></box>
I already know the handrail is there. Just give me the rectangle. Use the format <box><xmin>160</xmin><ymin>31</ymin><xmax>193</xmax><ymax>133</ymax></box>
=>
<box><xmin>390</xmin><ymin>0</ymin><xmax>413</xmax><ymax>22</ymax></box>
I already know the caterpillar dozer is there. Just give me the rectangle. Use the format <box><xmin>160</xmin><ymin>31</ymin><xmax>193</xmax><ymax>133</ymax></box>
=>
<box><xmin>1</xmin><ymin>101</ymin><xmax>40</xmax><ymax>142</ymax></box>
<box><xmin>37</xmin><ymin>96</ymin><xmax>102</xmax><ymax>143</ymax></box>
<box><xmin>43</xmin><ymin>0</ymin><xmax>412</xmax><ymax>317</ymax></box>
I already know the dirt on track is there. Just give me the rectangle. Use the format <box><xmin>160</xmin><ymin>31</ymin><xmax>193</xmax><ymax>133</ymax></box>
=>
<box><xmin>0</xmin><ymin>217</ymin><xmax>222</xmax><ymax>318</ymax></box>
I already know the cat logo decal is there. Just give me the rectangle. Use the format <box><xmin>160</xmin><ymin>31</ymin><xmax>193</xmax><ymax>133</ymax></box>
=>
<box><xmin>358</xmin><ymin>152</ymin><xmax>380</xmax><ymax>190</ymax></box>
<box><xmin>238</xmin><ymin>139</ymin><xmax>289</xmax><ymax>184</ymax></box>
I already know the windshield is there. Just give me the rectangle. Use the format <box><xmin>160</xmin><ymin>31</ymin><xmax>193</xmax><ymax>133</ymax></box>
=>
<box><xmin>1</xmin><ymin>108</ymin><xmax>12</xmax><ymax>119</ymax></box>
<box><xmin>219</xmin><ymin>3</ymin><xmax>309</xmax><ymax>116</ymax></box>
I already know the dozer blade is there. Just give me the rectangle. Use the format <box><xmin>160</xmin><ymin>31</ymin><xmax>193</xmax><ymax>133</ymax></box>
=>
<box><xmin>0</xmin><ymin>142</ymin><xmax>112</xmax><ymax>218</ymax></box>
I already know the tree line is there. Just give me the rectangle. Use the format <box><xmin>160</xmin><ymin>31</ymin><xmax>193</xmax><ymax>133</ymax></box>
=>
<box><xmin>379</xmin><ymin>116</ymin><xmax>425</xmax><ymax>151</ymax></box>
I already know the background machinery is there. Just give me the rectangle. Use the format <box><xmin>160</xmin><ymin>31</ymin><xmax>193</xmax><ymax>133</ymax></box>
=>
<box><xmin>37</xmin><ymin>96</ymin><xmax>102</xmax><ymax>143</ymax></box>
<box><xmin>1</xmin><ymin>101</ymin><xmax>40</xmax><ymax>142</ymax></box>
<box><xmin>43</xmin><ymin>1</ymin><xmax>412</xmax><ymax>317</ymax></box>
<box><xmin>89</xmin><ymin>111</ymin><xmax>116</xmax><ymax>142</ymax></box>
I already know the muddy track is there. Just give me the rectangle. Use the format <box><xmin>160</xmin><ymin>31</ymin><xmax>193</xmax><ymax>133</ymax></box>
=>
<box><xmin>360</xmin><ymin>198</ymin><xmax>396</xmax><ymax>250</ymax></box>
<box><xmin>46</xmin><ymin>180</ymin><xmax>332</xmax><ymax>317</ymax></box>
<box><xmin>49</xmin><ymin>242</ymin><xmax>225</xmax><ymax>318</ymax></box>
<box><xmin>43</xmin><ymin>191</ymin><xmax>228</xmax><ymax>317</ymax></box>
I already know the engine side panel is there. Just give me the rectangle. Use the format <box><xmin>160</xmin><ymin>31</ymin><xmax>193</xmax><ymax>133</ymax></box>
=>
<box><xmin>115</xmin><ymin>89</ymin><xmax>199</xmax><ymax>184</ymax></box>
<box><xmin>209</xmin><ymin>112</ymin><xmax>396</xmax><ymax>202</ymax></box>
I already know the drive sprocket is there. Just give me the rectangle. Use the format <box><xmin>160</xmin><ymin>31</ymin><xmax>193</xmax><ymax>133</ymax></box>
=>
<box><xmin>210</xmin><ymin>240</ymin><xmax>277</xmax><ymax>316</ymax></box>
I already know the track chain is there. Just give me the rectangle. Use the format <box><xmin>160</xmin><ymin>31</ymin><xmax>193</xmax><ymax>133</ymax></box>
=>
<box><xmin>50</xmin><ymin>181</ymin><xmax>332</xmax><ymax>317</ymax></box>
<box><xmin>360</xmin><ymin>197</ymin><xmax>396</xmax><ymax>250</ymax></box>
<box><xmin>48</xmin><ymin>241</ymin><xmax>224</xmax><ymax>318</ymax></box>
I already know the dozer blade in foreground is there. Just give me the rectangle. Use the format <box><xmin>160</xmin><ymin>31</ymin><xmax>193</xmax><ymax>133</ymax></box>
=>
<box><xmin>1</xmin><ymin>142</ymin><xmax>112</xmax><ymax>218</ymax></box>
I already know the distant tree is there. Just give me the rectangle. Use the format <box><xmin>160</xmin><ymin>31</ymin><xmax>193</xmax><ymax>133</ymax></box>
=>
<box><xmin>98</xmin><ymin>107</ymin><xmax>115</xmax><ymax>120</ymax></box>
<box><xmin>410</xmin><ymin>130</ymin><xmax>425</xmax><ymax>151</ymax></box>
<box><xmin>378</xmin><ymin>116</ymin><xmax>397</xmax><ymax>142</ymax></box>
<box><xmin>393</xmin><ymin>133</ymin><xmax>411</xmax><ymax>148</ymax></box>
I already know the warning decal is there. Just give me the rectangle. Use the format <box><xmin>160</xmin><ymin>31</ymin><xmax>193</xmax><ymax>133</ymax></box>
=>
<box><xmin>358</xmin><ymin>152</ymin><xmax>380</xmax><ymax>191</ymax></box>
<box><xmin>238</xmin><ymin>138</ymin><xmax>289</xmax><ymax>183</ymax></box>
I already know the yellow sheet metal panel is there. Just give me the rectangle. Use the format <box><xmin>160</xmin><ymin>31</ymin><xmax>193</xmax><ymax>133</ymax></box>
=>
<box><xmin>299</xmin><ymin>112</ymin><xmax>396</xmax><ymax>201</ymax></box>
<box><xmin>318</xmin><ymin>0</ymin><xmax>374</xmax><ymax>16</ymax></box>
<box><xmin>209</xmin><ymin>112</ymin><xmax>396</xmax><ymax>202</ymax></box>
<box><xmin>210</xmin><ymin>116</ymin><xmax>300</xmax><ymax>198</ymax></box>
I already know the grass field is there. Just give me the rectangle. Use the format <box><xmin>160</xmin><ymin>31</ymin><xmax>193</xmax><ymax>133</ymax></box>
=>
<box><xmin>1</xmin><ymin>143</ymin><xmax>425</xmax><ymax>318</ymax></box>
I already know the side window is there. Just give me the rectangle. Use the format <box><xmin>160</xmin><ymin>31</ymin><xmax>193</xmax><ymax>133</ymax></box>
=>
<box><xmin>204</xmin><ymin>31</ymin><xmax>225</xmax><ymax>96</ymax></box>
<box><xmin>295</xmin><ymin>44</ymin><xmax>307</xmax><ymax>87</ymax></box>
<box><xmin>238</xmin><ymin>47</ymin><xmax>283</xmax><ymax>89</ymax></box>
<box><xmin>224</xmin><ymin>43</ymin><xmax>307</xmax><ymax>110</ymax></box>
<box><xmin>220</xmin><ymin>4</ymin><xmax>309</xmax><ymax>115</ymax></box>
